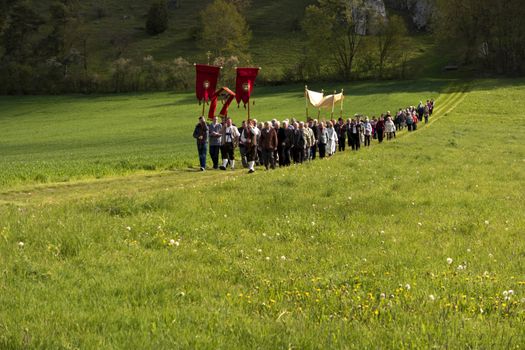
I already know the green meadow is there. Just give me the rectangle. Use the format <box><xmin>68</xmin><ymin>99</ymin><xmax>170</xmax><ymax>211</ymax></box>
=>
<box><xmin>1</xmin><ymin>79</ymin><xmax>524</xmax><ymax>348</ymax></box>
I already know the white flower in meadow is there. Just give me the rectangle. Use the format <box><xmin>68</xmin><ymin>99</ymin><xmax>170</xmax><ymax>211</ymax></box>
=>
<box><xmin>467</xmin><ymin>248</ymin><xmax>471</xmax><ymax>253</ymax></box>
<box><xmin>418</xmin><ymin>222</ymin><xmax>422</xmax><ymax>226</ymax></box>
<box><xmin>508</xmin><ymin>290</ymin><xmax>514</xmax><ymax>295</ymax></box>
<box><xmin>521</xmin><ymin>298</ymin><xmax>525</xmax><ymax>304</ymax></box>
<box><xmin>311</xmin><ymin>221</ymin><xmax>315</xmax><ymax>226</ymax></box>
<box><xmin>380</xmin><ymin>230</ymin><xmax>385</xmax><ymax>234</ymax></box>
<box><xmin>265</xmin><ymin>256</ymin><xmax>270</xmax><ymax>261</ymax></box>
<box><xmin>169</xmin><ymin>239</ymin><xmax>175</xmax><ymax>245</ymax></box>
<box><xmin>429</xmin><ymin>294</ymin><xmax>435</xmax><ymax>301</ymax></box>
<box><xmin>18</xmin><ymin>241</ymin><xmax>24</xmax><ymax>247</ymax></box>
<box><xmin>502</xmin><ymin>290</ymin><xmax>508</xmax><ymax>297</ymax></box>
<box><xmin>257</xmin><ymin>249</ymin><xmax>262</xmax><ymax>253</ymax></box>
<box><xmin>447</xmin><ymin>258</ymin><xmax>453</xmax><ymax>265</ymax></box>
<box><xmin>480</xmin><ymin>307</ymin><xmax>484</xmax><ymax>314</ymax></box>
<box><xmin>126</xmin><ymin>226</ymin><xmax>132</xmax><ymax>231</ymax></box>
<box><xmin>280</xmin><ymin>255</ymin><xmax>286</xmax><ymax>260</ymax></box>
<box><xmin>276</xmin><ymin>233</ymin><xmax>280</xmax><ymax>236</ymax></box>
<box><xmin>489</xmin><ymin>253</ymin><xmax>494</xmax><ymax>258</ymax></box>
<box><xmin>405</xmin><ymin>284</ymin><xmax>411</xmax><ymax>291</ymax></box>
<box><xmin>348</xmin><ymin>196</ymin><xmax>352</xmax><ymax>200</ymax></box>
<box><xmin>175</xmin><ymin>241</ymin><xmax>180</xmax><ymax>247</ymax></box>
<box><xmin>457</xmin><ymin>265</ymin><xmax>465</xmax><ymax>271</ymax></box>
<box><xmin>380</xmin><ymin>293</ymin><xmax>386</xmax><ymax>299</ymax></box>
<box><xmin>484</xmin><ymin>220</ymin><xmax>489</xmax><ymax>225</ymax></box>
<box><xmin>224</xmin><ymin>214</ymin><xmax>228</xmax><ymax>218</ymax></box>
<box><xmin>483</xmin><ymin>271</ymin><xmax>490</xmax><ymax>278</ymax></box>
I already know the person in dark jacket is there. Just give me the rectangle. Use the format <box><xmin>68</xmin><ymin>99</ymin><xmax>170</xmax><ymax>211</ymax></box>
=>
<box><xmin>309</xmin><ymin>119</ymin><xmax>319</xmax><ymax>160</ymax></box>
<box><xmin>193</xmin><ymin>116</ymin><xmax>209</xmax><ymax>171</ymax></box>
<box><xmin>335</xmin><ymin>117</ymin><xmax>347</xmax><ymax>152</ymax></box>
<box><xmin>376</xmin><ymin>115</ymin><xmax>385</xmax><ymax>143</ymax></box>
<box><xmin>259</xmin><ymin>121</ymin><xmax>278</xmax><ymax>170</ymax></box>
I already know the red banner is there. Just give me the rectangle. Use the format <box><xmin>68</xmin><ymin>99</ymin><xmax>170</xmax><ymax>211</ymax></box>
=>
<box><xmin>195</xmin><ymin>64</ymin><xmax>221</xmax><ymax>103</ymax></box>
<box><xmin>235</xmin><ymin>67</ymin><xmax>260</xmax><ymax>107</ymax></box>
<box><xmin>208</xmin><ymin>87</ymin><xmax>236</xmax><ymax>119</ymax></box>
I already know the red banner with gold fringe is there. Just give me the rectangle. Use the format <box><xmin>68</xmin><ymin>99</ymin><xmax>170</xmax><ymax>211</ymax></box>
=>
<box><xmin>235</xmin><ymin>67</ymin><xmax>259</xmax><ymax>107</ymax></box>
<box><xmin>195</xmin><ymin>64</ymin><xmax>221</xmax><ymax>103</ymax></box>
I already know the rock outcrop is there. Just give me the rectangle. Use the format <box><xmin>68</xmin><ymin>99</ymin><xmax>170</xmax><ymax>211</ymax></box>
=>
<box><xmin>350</xmin><ymin>0</ymin><xmax>387</xmax><ymax>35</ymax></box>
<box><xmin>383</xmin><ymin>0</ymin><xmax>435</xmax><ymax>30</ymax></box>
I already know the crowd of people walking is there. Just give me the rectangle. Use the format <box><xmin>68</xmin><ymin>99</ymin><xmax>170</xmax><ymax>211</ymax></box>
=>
<box><xmin>193</xmin><ymin>100</ymin><xmax>434</xmax><ymax>173</ymax></box>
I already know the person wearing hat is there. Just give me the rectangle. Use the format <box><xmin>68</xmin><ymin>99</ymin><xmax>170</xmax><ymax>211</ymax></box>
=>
<box><xmin>193</xmin><ymin>116</ymin><xmax>209</xmax><ymax>171</ymax></box>
<box><xmin>208</xmin><ymin>116</ymin><xmax>222</xmax><ymax>169</ymax></box>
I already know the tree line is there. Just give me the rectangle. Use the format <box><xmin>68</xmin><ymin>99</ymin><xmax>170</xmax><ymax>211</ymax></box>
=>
<box><xmin>0</xmin><ymin>0</ymin><xmax>523</xmax><ymax>94</ymax></box>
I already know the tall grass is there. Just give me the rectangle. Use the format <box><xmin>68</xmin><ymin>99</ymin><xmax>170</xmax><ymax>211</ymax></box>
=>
<box><xmin>0</xmin><ymin>78</ymin><xmax>524</xmax><ymax>348</ymax></box>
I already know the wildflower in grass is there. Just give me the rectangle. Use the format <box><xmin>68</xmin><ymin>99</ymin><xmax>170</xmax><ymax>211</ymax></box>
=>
<box><xmin>265</xmin><ymin>256</ymin><xmax>270</xmax><ymax>261</ymax></box>
<box><xmin>126</xmin><ymin>226</ymin><xmax>132</xmax><ymax>231</ymax></box>
<box><xmin>489</xmin><ymin>253</ymin><xmax>494</xmax><ymax>258</ymax></box>
<box><xmin>467</xmin><ymin>248</ymin><xmax>471</xmax><ymax>253</ymax></box>
<box><xmin>257</xmin><ymin>249</ymin><xmax>262</xmax><ymax>253</ymax></box>
<box><xmin>508</xmin><ymin>290</ymin><xmax>514</xmax><ymax>295</ymax></box>
<box><xmin>311</xmin><ymin>221</ymin><xmax>315</xmax><ymax>226</ymax></box>
<box><xmin>447</xmin><ymin>258</ymin><xmax>453</xmax><ymax>265</ymax></box>
<box><xmin>484</xmin><ymin>220</ymin><xmax>489</xmax><ymax>225</ymax></box>
<box><xmin>405</xmin><ymin>284</ymin><xmax>411</xmax><ymax>291</ymax></box>
<box><xmin>169</xmin><ymin>239</ymin><xmax>179</xmax><ymax>247</ymax></box>
<box><xmin>380</xmin><ymin>293</ymin><xmax>386</xmax><ymax>299</ymax></box>
<box><xmin>18</xmin><ymin>241</ymin><xmax>24</xmax><ymax>248</ymax></box>
<box><xmin>457</xmin><ymin>264</ymin><xmax>465</xmax><ymax>271</ymax></box>
<box><xmin>429</xmin><ymin>294</ymin><xmax>435</xmax><ymax>301</ymax></box>
<box><xmin>281</xmin><ymin>255</ymin><xmax>286</xmax><ymax>260</ymax></box>
<box><xmin>380</xmin><ymin>230</ymin><xmax>385</xmax><ymax>234</ymax></box>
<box><xmin>418</xmin><ymin>222</ymin><xmax>422</xmax><ymax>226</ymax></box>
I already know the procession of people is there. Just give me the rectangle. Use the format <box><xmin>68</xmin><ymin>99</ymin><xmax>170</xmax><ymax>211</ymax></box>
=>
<box><xmin>193</xmin><ymin>99</ymin><xmax>435</xmax><ymax>173</ymax></box>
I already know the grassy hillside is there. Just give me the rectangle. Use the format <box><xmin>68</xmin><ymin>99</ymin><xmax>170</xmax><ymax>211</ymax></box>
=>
<box><xmin>0</xmin><ymin>79</ymin><xmax>447</xmax><ymax>189</ymax></box>
<box><xmin>76</xmin><ymin>0</ymin><xmax>316</xmax><ymax>73</ymax></box>
<box><xmin>0</xmin><ymin>78</ymin><xmax>524</xmax><ymax>348</ymax></box>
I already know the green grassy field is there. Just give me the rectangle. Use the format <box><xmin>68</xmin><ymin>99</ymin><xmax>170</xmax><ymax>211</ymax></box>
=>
<box><xmin>0</xmin><ymin>79</ymin><xmax>447</xmax><ymax>189</ymax></box>
<box><xmin>1</xmin><ymin>78</ymin><xmax>524</xmax><ymax>348</ymax></box>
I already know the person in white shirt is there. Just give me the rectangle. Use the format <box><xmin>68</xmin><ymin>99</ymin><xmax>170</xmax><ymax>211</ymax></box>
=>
<box><xmin>219</xmin><ymin>117</ymin><xmax>240</xmax><ymax>170</ymax></box>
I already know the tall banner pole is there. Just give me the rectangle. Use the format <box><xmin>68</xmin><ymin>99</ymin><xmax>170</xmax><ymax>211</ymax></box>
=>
<box><xmin>317</xmin><ymin>89</ymin><xmax>323</xmax><ymax>119</ymax></box>
<box><xmin>247</xmin><ymin>97</ymin><xmax>251</xmax><ymax>122</ymax></box>
<box><xmin>340</xmin><ymin>88</ymin><xmax>344</xmax><ymax>118</ymax></box>
<box><xmin>305</xmin><ymin>85</ymin><xmax>309</xmax><ymax>119</ymax></box>
<box><xmin>331</xmin><ymin>90</ymin><xmax>336</xmax><ymax>120</ymax></box>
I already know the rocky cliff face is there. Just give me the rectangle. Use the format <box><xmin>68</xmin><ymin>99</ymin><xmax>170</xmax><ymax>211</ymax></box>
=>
<box><xmin>383</xmin><ymin>0</ymin><xmax>435</xmax><ymax>30</ymax></box>
<box><xmin>351</xmin><ymin>0</ymin><xmax>387</xmax><ymax>35</ymax></box>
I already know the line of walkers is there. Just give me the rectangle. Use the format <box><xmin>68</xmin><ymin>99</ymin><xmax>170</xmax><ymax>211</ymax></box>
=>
<box><xmin>193</xmin><ymin>99</ymin><xmax>434</xmax><ymax>173</ymax></box>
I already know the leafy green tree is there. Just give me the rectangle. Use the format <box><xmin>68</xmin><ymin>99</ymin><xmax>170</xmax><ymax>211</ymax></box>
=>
<box><xmin>1</xmin><ymin>1</ymin><xmax>44</xmax><ymax>60</ymax></box>
<box><xmin>146</xmin><ymin>0</ymin><xmax>169</xmax><ymax>36</ymax></box>
<box><xmin>199</xmin><ymin>0</ymin><xmax>251</xmax><ymax>58</ymax></box>
<box><xmin>434</xmin><ymin>0</ymin><xmax>525</xmax><ymax>73</ymax></box>
<box><xmin>302</xmin><ymin>0</ymin><xmax>362</xmax><ymax>80</ymax></box>
<box><xmin>375</xmin><ymin>15</ymin><xmax>406</xmax><ymax>78</ymax></box>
